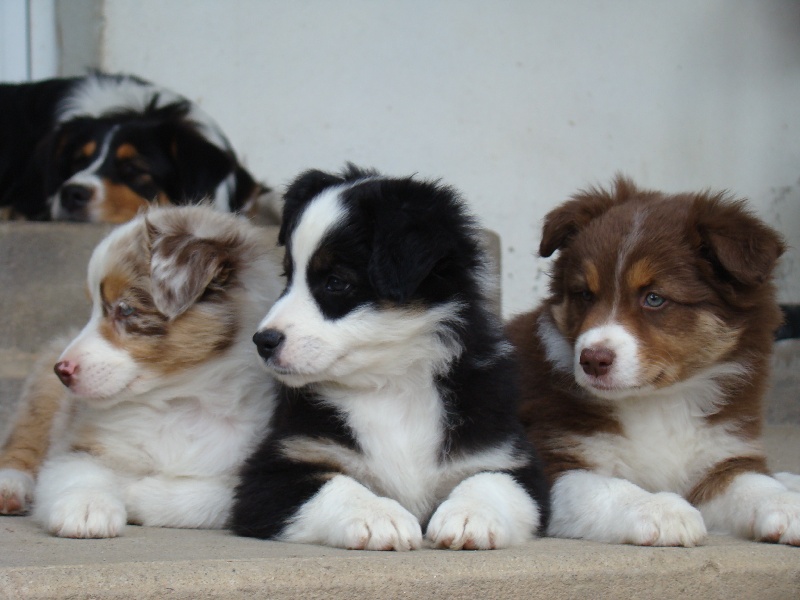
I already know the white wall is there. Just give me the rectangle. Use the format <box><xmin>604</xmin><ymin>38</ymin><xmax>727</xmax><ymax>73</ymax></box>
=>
<box><xmin>93</xmin><ymin>0</ymin><xmax>800</xmax><ymax>316</ymax></box>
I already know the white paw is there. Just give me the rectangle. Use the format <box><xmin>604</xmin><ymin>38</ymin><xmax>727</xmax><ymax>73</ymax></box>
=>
<box><xmin>334</xmin><ymin>497</ymin><xmax>422</xmax><ymax>551</ymax></box>
<box><xmin>0</xmin><ymin>469</ymin><xmax>34</xmax><ymax>515</ymax></box>
<box><xmin>426</xmin><ymin>497</ymin><xmax>515</xmax><ymax>550</ymax></box>
<box><xmin>752</xmin><ymin>492</ymin><xmax>800</xmax><ymax>546</ymax></box>
<box><xmin>626</xmin><ymin>492</ymin><xmax>707</xmax><ymax>547</ymax></box>
<box><xmin>774</xmin><ymin>472</ymin><xmax>800</xmax><ymax>494</ymax></box>
<box><xmin>47</xmin><ymin>491</ymin><xmax>126</xmax><ymax>538</ymax></box>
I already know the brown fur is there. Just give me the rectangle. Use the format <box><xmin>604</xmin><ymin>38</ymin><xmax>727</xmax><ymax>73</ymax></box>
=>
<box><xmin>0</xmin><ymin>338</ymin><xmax>72</xmax><ymax>514</ymax></box>
<box><xmin>509</xmin><ymin>175</ymin><xmax>785</xmax><ymax>501</ymax></box>
<box><xmin>0</xmin><ymin>207</ymin><xmax>280</xmax><ymax>516</ymax></box>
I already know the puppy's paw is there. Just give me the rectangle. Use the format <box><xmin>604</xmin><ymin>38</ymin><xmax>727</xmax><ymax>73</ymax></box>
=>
<box><xmin>337</xmin><ymin>497</ymin><xmax>423</xmax><ymax>551</ymax></box>
<box><xmin>47</xmin><ymin>492</ymin><xmax>126</xmax><ymax>538</ymax></box>
<box><xmin>426</xmin><ymin>498</ymin><xmax>512</xmax><ymax>550</ymax></box>
<box><xmin>774</xmin><ymin>472</ymin><xmax>800</xmax><ymax>494</ymax></box>
<box><xmin>752</xmin><ymin>492</ymin><xmax>800</xmax><ymax>546</ymax></box>
<box><xmin>627</xmin><ymin>492</ymin><xmax>707</xmax><ymax>547</ymax></box>
<box><xmin>0</xmin><ymin>469</ymin><xmax>34</xmax><ymax>515</ymax></box>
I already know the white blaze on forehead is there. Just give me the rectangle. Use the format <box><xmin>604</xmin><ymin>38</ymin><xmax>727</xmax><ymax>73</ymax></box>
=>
<box><xmin>255</xmin><ymin>185</ymin><xmax>348</xmax><ymax>333</ymax></box>
<box><xmin>289</xmin><ymin>186</ymin><xmax>350</xmax><ymax>276</ymax></box>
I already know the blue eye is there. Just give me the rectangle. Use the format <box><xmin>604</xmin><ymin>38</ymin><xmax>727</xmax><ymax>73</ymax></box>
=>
<box><xmin>643</xmin><ymin>292</ymin><xmax>666</xmax><ymax>309</ymax></box>
<box><xmin>116</xmin><ymin>301</ymin><xmax>136</xmax><ymax>318</ymax></box>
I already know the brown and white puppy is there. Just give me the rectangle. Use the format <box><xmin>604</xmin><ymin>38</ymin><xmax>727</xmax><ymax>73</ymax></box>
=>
<box><xmin>0</xmin><ymin>206</ymin><xmax>282</xmax><ymax>537</ymax></box>
<box><xmin>506</xmin><ymin>176</ymin><xmax>800</xmax><ymax>546</ymax></box>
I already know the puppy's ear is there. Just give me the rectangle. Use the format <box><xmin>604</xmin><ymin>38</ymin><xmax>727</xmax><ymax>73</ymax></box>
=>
<box><xmin>162</xmin><ymin>121</ymin><xmax>234</xmax><ymax>203</ymax></box>
<box><xmin>367</xmin><ymin>180</ymin><xmax>461</xmax><ymax>304</ymax></box>
<box><xmin>692</xmin><ymin>194</ymin><xmax>785</xmax><ymax>287</ymax></box>
<box><xmin>278</xmin><ymin>169</ymin><xmax>344</xmax><ymax>245</ymax></box>
<box><xmin>146</xmin><ymin>219</ymin><xmax>234</xmax><ymax>319</ymax></box>
<box><xmin>539</xmin><ymin>174</ymin><xmax>637</xmax><ymax>257</ymax></box>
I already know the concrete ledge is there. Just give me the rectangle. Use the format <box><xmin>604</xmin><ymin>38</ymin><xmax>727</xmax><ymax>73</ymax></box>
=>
<box><xmin>1</xmin><ymin>516</ymin><xmax>799</xmax><ymax>600</ymax></box>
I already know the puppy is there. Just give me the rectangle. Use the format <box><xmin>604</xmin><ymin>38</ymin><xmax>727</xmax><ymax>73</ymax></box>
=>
<box><xmin>0</xmin><ymin>206</ymin><xmax>282</xmax><ymax>537</ymax></box>
<box><xmin>506</xmin><ymin>176</ymin><xmax>800</xmax><ymax>546</ymax></box>
<box><xmin>0</xmin><ymin>72</ymin><xmax>269</xmax><ymax>222</ymax></box>
<box><xmin>233</xmin><ymin>166</ymin><xmax>549</xmax><ymax>550</ymax></box>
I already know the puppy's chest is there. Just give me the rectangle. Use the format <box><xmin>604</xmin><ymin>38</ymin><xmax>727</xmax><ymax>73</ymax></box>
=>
<box><xmin>573</xmin><ymin>396</ymin><xmax>753</xmax><ymax>494</ymax></box>
<box><xmin>71</xmin><ymin>399</ymin><xmax>263</xmax><ymax>477</ymax></box>
<box><xmin>332</xmin><ymin>385</ymin><xmax>455</xmax><ymax>520</ymax></box>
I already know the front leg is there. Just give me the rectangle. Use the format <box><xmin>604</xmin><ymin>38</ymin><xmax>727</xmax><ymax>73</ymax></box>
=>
<box><xmin>233</xmin><ymin>455</ymin><xmax>422</xmax><ymax>551</ymax></box>
<box><xmin>33</xmin><ymin>454</ymin><xmax>126</xmax><ymax>538</ymax></box>
<box><xmin>699</xmin><ymin>472</ymin><xmax>800</xmax><ymax>545</ymax></box>
<box><xmin>125</xmin><ymin>475</ymin><xmax>234</xmax><ymax>529</ymax></box>
<box><xmin>426</xmin><ymin>471</ymin><xmax>542</xmax><ymax>550</ymax></box>
<box><xmin>281</xmin><ymin>475</ymin><xmax>423</xmax><ymax>551</ymax></box>
<box><xmin>549</xmin><ymin>470</ymin><xmax>707</xmax><ymax>546</ymax></box>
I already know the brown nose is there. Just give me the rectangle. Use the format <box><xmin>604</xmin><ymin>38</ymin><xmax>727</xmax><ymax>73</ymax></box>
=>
<box><xmin>54</xmin><ymin>360</ymin><xmax>77</xmax><ymax>387</ymax></box>
<box><xmin>579</xmin><ymin>347</ymin><xmax>615</xmax><ymax>377</ymax></box>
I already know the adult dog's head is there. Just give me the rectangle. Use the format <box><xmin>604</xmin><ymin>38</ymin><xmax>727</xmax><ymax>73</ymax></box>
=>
<box><xmin>252</xmin><ymin>165</ymin><xmax>488</xmax><ymax>388</ymax></box>
<box><xmin>2</xmin><ymin>73</ymin><xmax>266</xmax><ymax>223</ymax></box>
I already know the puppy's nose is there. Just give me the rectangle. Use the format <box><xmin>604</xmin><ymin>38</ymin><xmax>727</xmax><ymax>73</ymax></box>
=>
<box><xmin>54</xmin><ymin>360</ymin><xmax>77</xmax><ymax>387</ymax></box>
<box><xmin>60</xmin><ymin>184</ymin><xmax>93</xmax><ymax>212</ymax></box>
<box><xmin>579</xmin><ymin>347</ymin><xmax>615</xmax><ymax>377</ymax></box>
<box><xmin>253</xmin><ymin>329</ymin><xmax>285</xmax><ymax>360</ymax></box>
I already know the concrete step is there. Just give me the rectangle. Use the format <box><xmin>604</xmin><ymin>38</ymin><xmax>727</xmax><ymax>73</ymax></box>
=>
<box><xmin>1</xmin><ymin>221</ymin><xmax>799</xmax><ymax>599</ymax></box>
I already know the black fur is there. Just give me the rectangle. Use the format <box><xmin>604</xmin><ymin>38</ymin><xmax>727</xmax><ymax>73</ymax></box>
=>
<box><xmin>234</xmin><ymin>166</ymin><xmax>550</xmax><ymax>544</ymax></box>
<box><xmin>0</xmin><ymin>73</ymin><xmax>266</xmax><ymax>221</ymax></box>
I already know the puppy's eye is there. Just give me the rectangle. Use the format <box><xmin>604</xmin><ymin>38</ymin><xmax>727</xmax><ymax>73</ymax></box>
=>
<box><xmin>118</xmin><ymin>161</ymin><xmax>149</xmax><ymax>178</ymax></box>
<box><xmin>643</xmin><ymin>292</ymin><xmax>666</xmax><ymax>309</ymax></box>
<box><xmin>325</xmin><ymin>275</ymin><xmax>352</xmax><ymax>294</ymax></box>
<box><xmin>573</xmin><ymin>290</ymin><xmax>594</xmax><ymax>303</ymax></box>
<box><xmin>115</xmin><ymin>301</ymin><xmax>136</xmax><ymax>319</ymax></box>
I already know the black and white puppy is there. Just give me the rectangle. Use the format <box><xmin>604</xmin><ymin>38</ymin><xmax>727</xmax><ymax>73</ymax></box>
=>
<box><xmin>234</xmin><ymin>166</ymin><xmax>549</xmax><ymax>551</ymax></box>
<box><xmin>0</xmin><ymin>72</ymin><xmax>267</xmax><ymax>222</ymax></box>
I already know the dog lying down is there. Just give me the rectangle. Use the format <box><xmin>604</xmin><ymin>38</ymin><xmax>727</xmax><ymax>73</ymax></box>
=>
<box><xmin>507</xmin><ymin>176</ymin><xmax>800</xmax><ymax>546</ymax></box>
<box><xmin>234</xmin><ymin>165</ymin><xmax>550</xmax><ymax>550</ymax></box>
<box><xmin>0</xmin><ymin>206</ymin><xmax>282</xmax><ymax>537</ymax></box>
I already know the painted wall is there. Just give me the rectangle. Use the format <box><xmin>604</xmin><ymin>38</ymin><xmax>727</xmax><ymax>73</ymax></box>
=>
<box><xmin>90</xmin><ymin>0</ymin><xmax>799</xmax><ymax>316</ymax></box>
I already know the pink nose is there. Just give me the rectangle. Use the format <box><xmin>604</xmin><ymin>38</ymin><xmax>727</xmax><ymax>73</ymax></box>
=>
<box><xmin>54</xmin><ymin>360</ymin><xmax>78</xmax><ymax>387</ymax></box>
<box><xmin>579</xmin><ymin>347</ymin><xmax>615</xmax><ymax>377</ymax></box>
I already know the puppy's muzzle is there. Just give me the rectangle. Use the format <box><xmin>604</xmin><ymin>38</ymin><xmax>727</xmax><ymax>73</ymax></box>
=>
<box><xmin>253</xmin><ymin>329</ymin><xmax>285</xmax><ymax>361</ymax></box>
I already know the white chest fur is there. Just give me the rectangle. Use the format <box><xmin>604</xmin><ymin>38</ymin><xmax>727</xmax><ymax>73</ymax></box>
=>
<box><xmin>574</xmin><ymin>368</ymin><xmax>763</xmax><ymax>495</ymax></box>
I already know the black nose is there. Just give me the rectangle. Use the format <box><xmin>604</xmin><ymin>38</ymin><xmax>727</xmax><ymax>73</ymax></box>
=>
<box><xmin>60</xmin><ymin>184</ymin><xmax>93</xmax><ymax>211</ymax></box>
<box><xmin>253</xmin><ymin>329</ymin><xmax>285</xmax><ymax>360</ymax></box>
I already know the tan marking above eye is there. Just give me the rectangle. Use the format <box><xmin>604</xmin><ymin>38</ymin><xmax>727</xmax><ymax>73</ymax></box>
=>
<box><xmin>99</xmin><ymin>273</ymin><xmax>131</xmax><ymax>307</ymax></box>
<box><xmin>626</xmin><ymin>258</ymin><xmax>657</xmax><ymax>292</ymax></box>
<box><xmin>115</xmin><ymin>143</ymin><xmax>139</xmax><ymax>160</ymax></box>
<box><xmin>582</xmin><ymin>260</ymin><xmax>600</xmax><ymax>295</ymax></box>
<box><xmin>80</xmin><ymin>140</ymin><xmax>97</xmax><ymax>158</ymax></box>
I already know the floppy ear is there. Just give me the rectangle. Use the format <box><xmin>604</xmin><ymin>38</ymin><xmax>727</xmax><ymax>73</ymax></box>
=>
<box><xmin>692</xmin><ymin>194</ymin><xmax>785</xmax><ymax>287</ymax></box>
<box><xmin>163</xmin><ymin>122</ymin><xmax>234</xmax><ymax>203</ymax></box>
<box><xmin>367</xmin><ymin>181</ymin><xmax>460</xmax><ymax>304</ymax></box>
<box><xmin>278</xmin><ymin>169</ymin><xmax>344</xmax><ymax>245</ymax></box>
<box><xmin>146</xmin><ymin>219</ymin><xmax>234</xmax><ymax>319</ymax></box>
<box><xmin>539</xmin><ymin>175</ymin><xmax>638</xmax><ymax>257</ymax></box>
